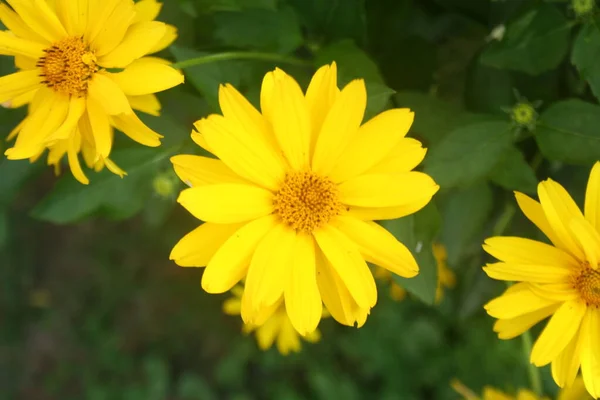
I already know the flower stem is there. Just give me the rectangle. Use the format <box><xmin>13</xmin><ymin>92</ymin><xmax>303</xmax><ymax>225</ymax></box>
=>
<box><xmin>172</xmin><ymin>52</ymin><xmax>312</xmax><ymax>69</ymax></box>
<box><xmin>521</xmin><ymin>330</ymin><xmax>543</xmax><ymax>396</ymax></box>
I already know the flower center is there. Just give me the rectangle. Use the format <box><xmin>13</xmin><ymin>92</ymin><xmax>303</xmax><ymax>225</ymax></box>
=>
<box><xmin>37</xmin><ymin>37</ymin><xmax>98</xmax><ymax>97</ymax></box>
<box><xmin>574</xmin><ymin>267</ymin><xmax>600</xmax><ymax>306</ymax></box>
<box><xmin>273</xmin><ymin>171</ymin><xmax>343</xmax><ymax>233</ymax></box>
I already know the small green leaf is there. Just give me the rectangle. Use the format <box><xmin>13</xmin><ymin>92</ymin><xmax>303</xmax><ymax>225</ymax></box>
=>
<box><xmin>489</xmin><ymin>146</ymin><xmax>537</xmax><ymax>194</ymax></box>
<box><xmin>314</xmin><ymin>40</ymin><xmax>394</xmax><ymax>118</ymax></box>
<box><xmin>571</xmin><ymin>22</ymin><xmax>600</xmax><ymax>103</ymax></box>
<box><xmin>481</xmin><ymin>4</ymin><xmax>571</xmax><ymax>75</ymax></box>
<box><xmin>440</xmin><ymin>183</ymin><xmax>493</xmax><ymax>265</ymax></box>
<box><xmin>382</xmin><ymin>202</ymin><xmax>441</xmax><ymax>304</ymax></box>
<box><xmin>536</xmin><ymin>99</ymin><xmax>600</xmax><ymax>164</ymax></box>
<box><xmin>424</xmin><ymin>120</ymin><xmax>513</xmax><ymax>188</ymax></box>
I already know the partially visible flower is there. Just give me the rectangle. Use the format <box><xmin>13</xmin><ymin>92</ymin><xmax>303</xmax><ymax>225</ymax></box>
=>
<box><xmin>572</xmin><ymin>0</ymin><xmax>595</xmax><ymax>18</ymax></box>
<box><xmin>451</xmin><ymin>377</ymin><xmax>591</xmax><ymax>400</ymax></box>
<box><xmin>152</xmin><ymin>169</ymin><xmax>179</xmax><ymax>198</ymax></box>
<box><xmin>0</xmin><ymin>0</ymin><xmax>183</xmax><ymax>184</ymax></box>
<box><xmin>170</xmin><ymin>63</ymin><xmax>438</xmax><ymax>334</ymax></box>
<box><xmin>483</xmin><ymin>162</ymin><xmax>600</xmax><ymax>398</ymax></box>
<box><xmin>510</xmin><ymin>102</ymin><xmax>537</xmax><ymax>131</ymax></box>
<box><xmin>375</xmin><ymin>243</ymin><xmax>455</xmax><ymax>304</ymax></box>
<box><xmin>223</xmin><ymin>286</ymin><xmax>322</xmax><ymax>355</ymax></box>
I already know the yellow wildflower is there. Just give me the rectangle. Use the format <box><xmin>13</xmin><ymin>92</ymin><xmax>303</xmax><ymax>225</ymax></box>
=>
<box><xmin>0</xmin><ymin>0</ymin><xmax>183</xmax><ymax>184</ymax></box>
<box><xmin>483</xmin><ymin>162</ymin><xmax>600</xmax><ymax>398</ymax></box>
<box><xmin>170</xmin><ymin>63</ymin><xmax>439</xmax><ymax>334</ymax></box>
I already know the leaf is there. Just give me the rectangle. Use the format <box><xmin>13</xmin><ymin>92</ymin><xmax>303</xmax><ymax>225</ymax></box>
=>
<box><xmin>0</xmin><ymin>211</ymin><xmax>7</xmax><ymax>248</ymax></box>
<box><xmin>489</xmin><ymin>146</ymin><xmax>537</xmax><ymax>194</ymax></box>
<box><xmin>440</xmin><ymin>183</ymin><xmax>493</xmax><ymax>265</ymax></box>
<box><xmin>536</xmin><ymin>99</ymin><xmax>600</xmax><ymax>165</ymax></box>
<box><xmin>394</xmin><ymin>91</ymin><xmax>491</xmax><ymax>143</ymax></box>
<box><xmin>0</xmin><ymin>158</ymin><xmax>41</xmax><ymax>206</ymax></box>
<box><xmin>315</xmin><ymin>40</ymin><xmax>394</xmax><ymax>119</ymax></box>
<box><xmin>381</xmin><ymin>202</ymin><xmax>441</xmax><ymax>304</ymax></box>
<box><xmin>480</xmin><ymin>4</ymin><xmax>571</xmax><ymax>75</ymax></box>
<box><xmin>571</xmin><ymin>22</ymin><xmax>600</xmax><ymax>103</ymax></box>
<box><xmin>177</xmin><ymin>374</ymin><xmax>218</xmax><ymax>400</ymax></box>
<box><xmin>424</xmin><ymin>120</ymin><xmax>513</xmax><ymax>188</ymax></box>
<box><xmin>213</xmin><ymin>6</ymin><xmax>302</xmax><ymax>53</ymax></box>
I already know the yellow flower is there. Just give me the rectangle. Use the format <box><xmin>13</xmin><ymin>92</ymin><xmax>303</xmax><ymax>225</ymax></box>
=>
<box><xmin>223</xmin><ymin>286</ymin><xmax>322</xmax><ymax>355</ymax></box>
<box><xmin>452</xmin><ymin>377</ymin><xmax>592</xmax><ymax>400</ymax></box>
<box><xmin>0</xmin><ymin>0</ymin><xmax>183</xmax><ymax>184</ymax></box>
<box><xmin>483</xmin><ymin>162</ymin><xmax>600</xmax><ymax>398</ymax></box>
<box><xmin>170</xmin><ymin>63</ymin><xmax>439</xmax><ymax>335</ymax></box>
<box><xmin>374</xmin><ymin>243</ymin><xmax>455</xmax><ymax>303</ymax></box>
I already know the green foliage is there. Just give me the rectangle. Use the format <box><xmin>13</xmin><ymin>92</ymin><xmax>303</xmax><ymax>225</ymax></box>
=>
<box><xmin>489</xmin><ymin>146</ymin><xmax>538</xmax><ymax>194</ymax></box>
<box><xmin>571</xmin><ymin>22</ymin><xmax>600</xmax><ymax>102</ymax></box>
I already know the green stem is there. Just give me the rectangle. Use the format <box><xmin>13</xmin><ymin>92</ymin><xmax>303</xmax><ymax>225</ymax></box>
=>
<box><xmin>172</xmin><ymin>52</ymin><xmax>312</xmax><ymax>69</ymax></box>
<box><xmin>522</xmin><ymin>330</ymin><xmax>543</xmax><ymax>396</ymax></box>
<box><xmin>492</xmin><ymin>203</ymin><xmax>516</xmax><ymax>237</ymax></box>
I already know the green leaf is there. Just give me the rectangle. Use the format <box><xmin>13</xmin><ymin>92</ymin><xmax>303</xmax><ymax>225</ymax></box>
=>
<box><xmin>489</xmin><ymin>146</ymin><xmax>537</xmax><ymax>194</ymax></box>
<box><xmin>314</xmin><ymin>40</ymin><xmax>394</xmax><ymax>119</ymax></box>
<box><xmin>0</xmin><ymin>211</ymin><xmax>7</xmax><ymax>248</ymax></box>
<box><xmin>0</xmin><ymin>159</ymin><xmax>41</xmax><ymax>206</ymax></box>
<box><xmin>393</xmin><ymin>91</ymin><xmax>491</xmax><ymax>143</ymax></box>
<box><xmin>571</xmin><ymin>22</ymin><xmax>600</xmax><ymax>103</ymax></box>
<box><xmin>213</xmin><ymin>7</ymin><xmax>302</xmax><ymax>53</ymax></box>
<box><xmin>440</xmin><ymin>183</ymin><xmax>493</xmax><ymax>265</ymax></box>
<box><xmin>481</xmin><ymin>4</ymin><xmax>571</xmax><ymax>75</ymax></box>
<box><xmin>536</xmin><ymin>99</ymin><xmax>600</xmax><ymax>164</ymax></box>
<box><xmin>381</xmin><ymin>202</ymin><xmax>441</xmax><ymax>304</ymax></box>
<box><xmin>424</xmin><ymin>120</ymin><xmax>513</xmax><ymax>188</ymax></box>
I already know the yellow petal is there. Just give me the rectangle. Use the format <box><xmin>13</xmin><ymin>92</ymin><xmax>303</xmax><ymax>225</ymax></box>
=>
<box><xmin>334</xmin><ymin>216</ymin><xmax>419</xmax><ymax>278</ymax></box>
<box><xmin>570</xmin><ymin>217</ymin><xmax>600</xmax><ymax>268</ymax></box>
<box><xmin>483</xmin><ymin>236</ymin><xmax>579</xmax><ymax>268</ymax></box>
<box><xmin>285</xmin><ymin>233</ymin><xmax>322</xmax><ymax>335</ymax></box>
<box><xmin>128</xmin><ymin>93</ymin><xmax>160</xmax><ymax>116</ymax></box>
<box><xmin>580</xmin><ymin>307</ymin><xmax>600</xmax><ymax>399</ymax></box>
<box><xmin>98</xmin><ymin>21</ymin><xmax>166</xmax><ymax>68</ymax></box>
<box><xmin>86</xmin><ymin>97</ymin><xmax>112</xmax><ymax>159</ymax></box>
<box><xmin>254</xmin><ymin>315</ymin><xmax>280</xmax><ymax>350</ymax></box>
<box><xmin>7</xmin><ymin>87</ymin><xmax>37</xmax><ymax>108</ymax></box>
<box><xmin>276</xmin><ymin>317</ymin><xmax>302</xmax><ymax>355</ymax></box>
<box><xmin>88</xmin><ymin>73</ymin><xmax>132</xmax><ymax>115</ymax></box>
<box><xmin>103</xmin><ymin>157</ymin><xmax>126</xmax><ymax>177</ymax></box>
<box><xmin>312</xmin><ymin>79</ymin><xmax>366</xmax><ymax>175</ymax></box>
<box><xmin>0</xmin><ymin>3</ymin><xmax>45</xmax><ymax>43</ymax></box>
<box><xmin>170</xmin><ymin>154</ymin><xmax>247</xmax><ymax>187</ymax></box>
<box><xmin>538</xmin><ymin>179</ymin><xmax>586</xmax><ymax>260</ymax></box>
<box><xmin>259</xmin><ymin>68</ymin><xmax>279</xmax><ymax>122</ymax></box>
<box><xmin>222</xmin><ymin>297</ymin><xmax>241</xmax><ymax>316</ymax></box>
<box><xmin>66</xmin><ymin>130</ymin><xmax>89</xmax><ymax>184</ymax></box>
<box><xmin>112</xmin><ymin>111</ymin><xmax>162</xmax><ymax>147</ymax></box>
<box><xmin>493</xmin><ymin>304</ymin><xmax>559</xmax><ymax>339</ymax></box>
<box><xmin>557</xmin><ymin>376</ymin><xmax>589</xmax><ymax>400</ymax></box>
<box><xmin>46</xmin><ymin>96</ymin><xmax>86</xmax><ymax>142</ymax></box>
<box><xmin>484</xmin><ymin>285</ymin><xmax>558</xmax><ymax>319</ymax></box>
<box><xmin>551</xmin><ymin>327</ymin><xmax>582</xmax><ymax>389</ymax></box>
<box><xmin>195</xmin><ymin>114</ymin><xmax>284</xmax><ymax>191</ymax></box>
<box><xmin>269</xmin><ymin>70</ymin><xmax>311</xmax><ymax>169</ymax></box>
<box><xmin>148</xmin><ymin>24</ymin><xmax>177</xmax><ymax>54</ymax></box>
<box><xmin>241</xmin><ymin>292</ymin><xmax>281</xmax><ymax>327</ymax></box>
<box><xmin>365</xmin><ymin>138</ymin><xmax>428</xmax><ymax>175</ymax></box>
<box><xmin>7</xmin><ymin>0</ymin><xmax>66</xmax><ymax>42</ymax></box>
<box><xmin>90</xmin><ymin>0</ymin><xmax>136</xmax><ymax>56</ymax></box>
<box><xmin>201</xmin><ymin>215</ymin><xmax>278</xmax><ymax>293</ymax></box>
<box><xmin>0</xmin><ymin>70</ymin><xmax>41</xmax><ymax>104</ymax></box>
<box><xmin>55</xmin><ymin>0</ymin><xmax>88</xmax><ymax>36</ymax></box>
<box><xmin>133</xmin><ymin>0</ymin><xmax>162</xmax><ymax>23</ymax></box>
<box><xmin>483</xmin><ymin>262</ymin><xmax>572</xmax><ymax>283</ymax></box>
<box><xmin>339</xmin><ymin>171</ymin><xmax>439</xmax><ymax>208</ymax></box>
<box><xmin>305</xmin><ymin>62</ymin><xmax>338</xmax><ymax>152</ymax></box>
<box><xmin>313</xmin><ymin>224</ymin><xmax>377</xmax><ymax>309</ymax></box>
<box><xmin>331</xmin><ymin>108</ymin><xmax>415</xmax><ymax>182</ymax></box>
<box><xmin>0</xmin><ymin>30</ymin><xmax>45</xmax><ymax>58</ymax></box>
<box><xmin>348</xmin><ymin>195</ymin><xmax>435</xmax><ymax>221</ymax></box>
<box><xmin>109</xmin><ymin>58</ymin><xmax>183</xmax><ymax>95</ymax></box>
<box><xmin>482</xmin><ymin>388</ymin><xmax>513</xmax><ymax>400</ymax></box>
<box><xmin>531</xmin><ymin>300</ymin><xmax>587</xmax><ymax>366</ymax></box>
<box><xmin>170</xmin><ymin>222</ymin><xmax>243</xmax><ymax>267</ymax></box>
<box><xmin>585</xmin><ymin>162</ymin><xmax>600</xmax><ymax>231</ymax></box>
<box><xmin>244</xmin><ymin>224</ymin><xmax>295</xmax><ymax>314</ymax></box>
<box><xmin>177</xmin><ymin>184</ymin><xmax>273</xmax><ymax>224</ymax></box>
<box><xmin>515</xmin><ymin>191</ymin><xmax>565</xmax><ymax>250</ymax></box>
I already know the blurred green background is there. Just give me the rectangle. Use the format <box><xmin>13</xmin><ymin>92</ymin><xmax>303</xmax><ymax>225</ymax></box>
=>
<box><xmin>3</xmin><ymin>0</ymin><xmax>600</xmax><ymax>398</ymax></box>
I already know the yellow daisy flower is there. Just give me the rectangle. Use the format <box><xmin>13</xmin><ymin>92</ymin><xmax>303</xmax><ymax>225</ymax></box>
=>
<box><xmin>0</xmin><ymin>0</ymin><xmax>183</xmax><ymax>184</ymax></box>
<box><xmin>170</xmin><ymin>63</ymin><xmax>439</xmax><ymax>335</ymax></box>
<box><xmin>483</xmin><ymin>162</ymin><xmax>600</xmax><ymax>398</ymax></box>
<box><xmin>223</xmin><ymin>286</ymin><xmax>322</xmax><ymax>355</ymax></box>
<box><xmin>374</xmin><ymin>243</ymin><xmax>455</xmax><ymax>303</ymax></box>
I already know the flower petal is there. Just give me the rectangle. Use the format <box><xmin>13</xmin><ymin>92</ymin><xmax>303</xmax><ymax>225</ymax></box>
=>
<box><xmin>170</xmin><ymin>222</ymin><xmax>243</xmax><ymax>267</ymax></box>
<box><xmin>46</xmin><ymin>96</ymin><xmax>86</xmax><ymax>142</ymax></box>
<box><xmin>483</xmin><ymin>236</ymin><xmax>579</xmax><ymax>268</ymax></box>
<box><xmin>493</xmin><ymin>304</ymin><xmax>559</xmax><ymax>339</ymax></box>
<box><xmin>331</xmin><ymin>108</ymin><xmax>415</xmax><ymax>183</ymax></box>
<box><xmin>148</xmin><ymin>24</ymin><xmax>177</xmax><ymax>54</ymax></box>
<box><xmin>551</xmin><ymin>326</ymin><xmax>582</xmax><ymax>389</ymax></box>
<box><xmin>0</xmin><ymin>30</ymin><xmax>45</xmax><ymax>58</ymax></box>
<box><xmin>133</xmin><ymin>0</ymin><xmax>162</xmax><ymax>23</ymax></box>
<box><xmin>98</xmin><ymin>21</ymin><xmax>166</xmax><ymax>68</ymax></box>
<box><xmin>55</xmin><ymin>0</ymin><xmax>88</xmax><ymax>36</ymax></box>
<box><xmin>484</xmin><ymin>284</ymin><xmax>559</xmax><ymax>319</ymax></box>
<box><xmin>515</xmin><ymin>192</ymin><xmax>565</xmax><ymax>250</ymax></box>
<box><xmin>109</xmin><ymin>58</ymin><xmax>184</xmax><ymax>95</ymax></box>
<box><xmin>285</xmin><ymin>233</ymin><xmax>322</xmax><ymax>335</ymax></box>
<box><xmin>128</xmin><ymin>93</ymin><xmax>160</xmax><ymax>116</ymax></box>
<box><xmin>585</xmin><ymin>162</ymin><xmax>600</xmax><ymax>231</ymax></box>
<box><xmin>580</xmin><ymin>307</ymin><xmax>600</xmax><ymax>399</ymax></box>
<box><xmin>530</xmin><ymin>300</ymin><xmax>586</xmax><ymax>366</ymax></box>
<box><xmin>86</xmin><ymin>97</ymin><xmax>113</xmax><ymax>159</ymax></box>
<box><xmin>0</xmin><ymin>3</ymin><xmax>45</xmax><ymax>43</ymax></box>
<box><xmin>312</xmin><ymin>79</ymin><xmax>366</xmax><ymax>175</ymax></box>
<box><xmin>201</xmin><ymin>215</ymin><xmax>278</xmax><ymax>293</ymax></box>
<box><xmin>365</xmin><ymin>138</ymin><xmax>428</xmax><ymax>175</ymax></box>
<box><xmin>483</xmin><ymin>262</ymin><xmax>573</xmax><ymax>283</ymax></box>
<box><xmin>88</xmin><ymin>73</ymin><xmax>132</xmax><ymax>116</ymax></box>
<box><xmin>111</xmin><ymin>111</ymin><xmax>162</xmax><ymax>147</ymax></box>
<box><xmin>334</xmin><ymin>216</ymin><xmax>418</xmax><ymax>278</ymax></box>
<box><xmin>0</xmin><ymin>69</ymin><xmax>41</xmax><ymax>104</ymax></box>
<box><xmin>90</xmin><ymin>0</ymin><xmax>136</xmax><ymax>56</ymax></box>
<box><xmin>7</xmin><ymin>0</ymin><xmax>67</xmax><ymax>42</ymax></box>
<box><xmin>570</xmin><ymin>217</ymin><xmax>600</xmax><ymax>269</ymax></box>
<box><xmin>66</xmin><ymin>130</ymin><xmax>89</xmax><ymax>185</ymax></box>
<box><xmin>305</xmin><ymin>62</ymin><xmax>338</xmax><ymax>151</ymax></box>
<box><xmin>177</xmin><ymin>184</ymin><xmax>273</xmax><ymax>224</ymax></box>
<box><xmin>313</xmin><ymin>224</ymin><xmax>377</xmax><ymax>309</ymax></box>
<box><xmin>348</xmin><ymin>196</ymin><xmax>435</xmax><ymax>221</ymax></box>
<box><xmin>170</xmin><ymin>155</ymin><xmax>247</xmax><ymax>187</ymax></box>
<box><xmin>276</xmin><ymin>318</ymin><xmax>302</xmax><ymax>355</ymax></box>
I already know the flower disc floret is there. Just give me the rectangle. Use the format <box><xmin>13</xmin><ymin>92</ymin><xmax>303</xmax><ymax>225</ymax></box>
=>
<box><xmin>574</xmin><ymin>266</ymin><xmax>600</xmax><ymax>306</ymax></box>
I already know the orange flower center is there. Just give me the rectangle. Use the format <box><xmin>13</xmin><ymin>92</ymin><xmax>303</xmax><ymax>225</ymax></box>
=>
<box><xmin>273</xmin><ymin>171</ymin><xmax>343</xmax><ymax>233</ymax></box>
<box><xmin>574</xmin><ymin>266</ymin><xmax>600</xmax><ymax>306</ymax></box>
<box><xmin>37</xmin><ymin>37</ymin><xmax>98</xmax><ymax>97</ymax></box>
